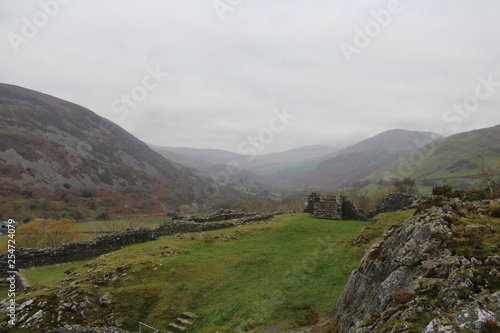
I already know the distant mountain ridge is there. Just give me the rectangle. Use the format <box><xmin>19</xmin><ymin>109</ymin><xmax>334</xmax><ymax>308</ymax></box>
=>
<box><xmin>341</xmin><ymin>129</ymin><xmax>439</xmax><ymax>153</ymax></box>
<box><xmin>149</xmin><ymin>144</ymin><xmax>341</xmax><ymax>173</ymax></box>
<box><xmin>151</xmin><ymin>129</ymin><xmax>444</xmax><ymax>191</ymax></box>
<box><xmin>280</xmin><ymin>129</ymin><xmax>443</xmax><ymax>190</ymax></box>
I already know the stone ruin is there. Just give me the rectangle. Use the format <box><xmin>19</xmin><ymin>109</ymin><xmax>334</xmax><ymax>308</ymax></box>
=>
<box><xmin>304</xmin><ymin>191</ymin><xmax>366</xmax><ymax>220</ymax></box>
<box><xmin>304</xmin><ymin>191</ymin><xmax>439</xmax><ymax>221</ymax></box>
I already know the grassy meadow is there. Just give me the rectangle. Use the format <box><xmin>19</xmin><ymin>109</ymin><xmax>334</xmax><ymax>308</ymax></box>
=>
<box><xmin>12</xmin><ymin>213</ymin><xmax>382</xmax><ymax>332</ymax></box>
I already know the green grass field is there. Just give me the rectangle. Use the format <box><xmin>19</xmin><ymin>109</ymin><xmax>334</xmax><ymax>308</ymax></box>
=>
<box><xmin>13</xmin><ymin>214</ymin><xmax>377</xmax><ymax>332</ymax></box>
<box><xmin>21</xmin><ymin>261</ymin><xmax>90</xmax><ymax>289</ymax></box>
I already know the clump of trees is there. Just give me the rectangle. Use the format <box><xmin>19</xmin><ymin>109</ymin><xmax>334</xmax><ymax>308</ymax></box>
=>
<box><xmin>1</xmin><ymin>218</ymin><xmax>84</xmax><ymax>250</ymax></box>
<box><xmin>432</xmin><ymin>185</ymin><xmax>490</xmax><ymax>201</ymax></box>
<box><xmin>392</xmin><ymin>177</ymin><xmax>418</xmax><ymax>195</ymax></box>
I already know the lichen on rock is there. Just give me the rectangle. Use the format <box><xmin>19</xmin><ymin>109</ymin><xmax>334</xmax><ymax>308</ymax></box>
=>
<box><xmin>328</xmin><ymin>198</ymin><xmax>500</xmax><ymax>332</ymax></box>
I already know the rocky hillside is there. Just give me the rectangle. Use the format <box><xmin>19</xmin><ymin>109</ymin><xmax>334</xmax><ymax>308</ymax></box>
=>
<box><xmin>0</xmin><ymin>83</ymin><xmax>219</xmax><ymax>217</ymax></box>
<box><xmin>327</xmin><ymin>199</ymin><xmax>500</xmax><ymax>332</ymax></box>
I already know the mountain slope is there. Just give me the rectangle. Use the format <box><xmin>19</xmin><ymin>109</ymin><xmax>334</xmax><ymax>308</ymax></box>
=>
<box><xmin>341</xmin><ymin>129</ymin><xmax>439</xmax><ymax>153</ymax></box>
<box><xmin>366</xmin><ymin>124</ymin><xmax>500</xmax><ymax>191</ymax></box>
<box><xmin>279</xmin><ymin>129</ymin><xmax>441</xmax><ymax>190</ymax></box>
<box><xmin>0</xmin><ymin>83</ymin><xmax>215</xmax><ymax>218</ymax></box>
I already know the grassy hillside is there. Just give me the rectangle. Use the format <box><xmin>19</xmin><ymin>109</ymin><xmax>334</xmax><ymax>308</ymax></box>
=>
<box><xmin>365</xmin><ymin>124</ymin><xmax>500</xmax><ymax>192</ymax></box>
<box><xmin>9</xmin><ymin>214</ymin><xmax>375</xmax><ymax>332</ymax></box>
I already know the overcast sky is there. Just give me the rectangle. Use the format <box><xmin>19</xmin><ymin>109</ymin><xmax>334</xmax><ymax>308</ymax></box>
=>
<box><xmin>1</xmin><ymin>1</ymin><xmax>499</xmax><ymax>154</ymax></box>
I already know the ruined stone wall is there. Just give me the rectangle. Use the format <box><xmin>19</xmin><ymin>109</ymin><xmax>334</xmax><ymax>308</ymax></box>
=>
<box><xmin>184</xmin><ymin>209</ymin><xmax>269</xmax><ymax>222</ymax></box>
<box><xmin>313</xmin><ymin>195</ymin><xmax>343</xmax><ymax>220</ymax></box>
<box><xmin>305</xmin><ymin>191</ymin><xmax>438</xmax><ymax>221</ymax></box>
<box><xmin>304</xmin><ymin>192</ymin><xmax>366</xmax><ymax>220</ymax></box>
<box><xmin>340</xmin><ymin>195</ymin><xmax>367</xmax><ymax>221</ymax></box>
<box><xmin>0</xmin><ymin>212</ymin><xmax>283</xmax><ymax>272</ymax></box>
<box><xmin>304</xmin><ymin>191</ymin><xmax>322</xmax><ymax>214</ymax></box>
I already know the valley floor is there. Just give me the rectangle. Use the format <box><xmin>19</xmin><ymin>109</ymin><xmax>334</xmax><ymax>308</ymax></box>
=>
<box><xmin>2</xmin><ymin>214</ymin><xmax>380</xmax><ymax>332</ymax></box>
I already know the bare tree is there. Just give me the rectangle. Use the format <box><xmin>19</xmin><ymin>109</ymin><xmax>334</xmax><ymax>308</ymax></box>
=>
<box><xmin>469</xmin><ymin>152</ymin><xmax>499</xmax><ymax>196</ymax></box>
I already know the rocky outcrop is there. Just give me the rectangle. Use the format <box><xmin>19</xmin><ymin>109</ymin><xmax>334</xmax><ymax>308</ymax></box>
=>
<box><xmin>330</xmin><ymin>199</ymin><xmax>500</xmax><ymax>332</ymax></box>
<box><xmin>47</xmin><ymin>325</ymin><xmax>131</xmax><ymax>332</ymax></box>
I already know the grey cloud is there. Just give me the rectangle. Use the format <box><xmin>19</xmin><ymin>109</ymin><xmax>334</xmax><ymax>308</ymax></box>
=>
<box><xmin>1</xmin><ymin>0</ymin><xmax>499</xmax><ymax>153</ymax></box>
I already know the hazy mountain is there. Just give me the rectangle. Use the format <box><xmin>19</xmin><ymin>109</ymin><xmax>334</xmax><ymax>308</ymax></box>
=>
<box><xmin>150</xmin><ymin>144</ymin><xmax>340</xmax><ymax>173</ymax></box>
<box><xmin>341</xmin><ymin>129</ymin><xmax>440</xmax><ymax>153</ymax></box>
<box><xmin>0</xmin><ymin>83</ymin><xmax>217</xmax><ymax>218</ymax></box>
<box><xmin>154</xmin><ymin>146</ymin><xmax>244</xmax><ymax>166</ymax></box>
<box><xmin>149</xmin><ymin>144</ymin><xmax>210</xmax><ymax>170</ymax></box>
<box><xmin>149</xmin><ymin>143</ymin><xmax>341</xmax><ymax>181</ymax></box>
<box><xmin>247</xmin><ymin>145</ymin><xmax>341</xmax><ymax>175</ymax></box>
<box><xmin>278</xmin><ymin>129</ymin><xmax>442</xmax><ymax>190</ymax></box>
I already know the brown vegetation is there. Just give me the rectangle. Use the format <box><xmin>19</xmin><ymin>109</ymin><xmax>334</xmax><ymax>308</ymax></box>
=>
<box><xmin>0</xmin><ymin>218</ymin><xmax>84</xmax><ymax>250</ymax></box>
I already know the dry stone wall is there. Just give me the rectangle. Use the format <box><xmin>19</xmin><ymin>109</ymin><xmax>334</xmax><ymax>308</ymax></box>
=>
<box><xmin>0</xmin><ymin>212</ymin><xmax>282</xmax><ymax>273</ymax></box>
